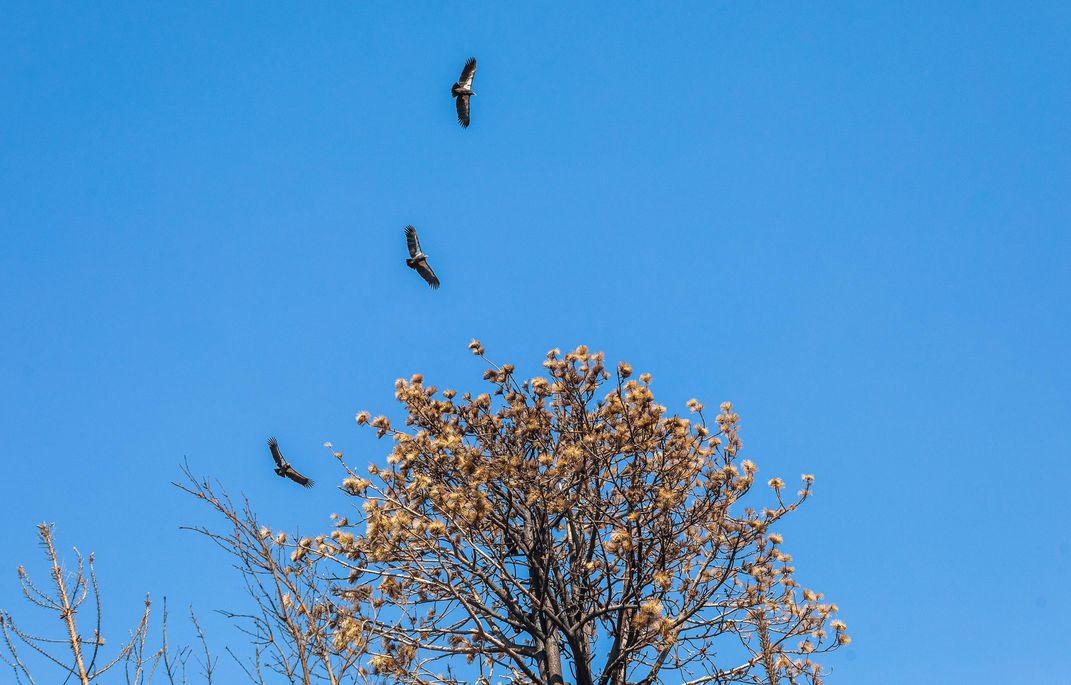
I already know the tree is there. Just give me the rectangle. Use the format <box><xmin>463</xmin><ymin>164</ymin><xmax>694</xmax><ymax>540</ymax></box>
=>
<box><xmin>0</xmin><ymin>523</ymin><xmax>215</xmax><ymax>685</ymax></box>
<box><xmin>247</xmin><ymin>342</ymin><xmax>850</xmax><ymax>685</ymax></box>
<box><xmin>6</xmin><ymin>344</ymin><xmax>850</xmax><ymax>685</ymax></box>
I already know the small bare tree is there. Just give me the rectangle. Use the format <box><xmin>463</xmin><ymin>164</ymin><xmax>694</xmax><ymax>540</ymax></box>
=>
<box><xmin>0</xmin><ymin>524</ymin><xmax>212</xmax><ymax>685</ymax></box>
<box><xmin>0</xmin><ymin>523</ymin><xmax>154</xmax><ymax>684</ymax></box>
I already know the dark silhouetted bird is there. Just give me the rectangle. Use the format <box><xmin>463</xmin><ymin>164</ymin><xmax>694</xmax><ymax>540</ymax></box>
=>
<box><xmin>452</xmin><ymin>57</ymin><xmax>477</xmax><ymax>128</ymax></box>
<box><xmin>267</xmin><ymin>437</ymin><xmax>314</xmax><ymax>488</ymax></box>
<box><xmin>404</xmin><ymin>225</ymin><xmax>440</xmax><ymax>289</ymax></box>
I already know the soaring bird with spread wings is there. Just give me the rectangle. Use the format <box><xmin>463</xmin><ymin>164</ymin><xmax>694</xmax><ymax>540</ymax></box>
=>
<box><xmin>267</xmin><ymin>437</ymin><xmax>314</xmax><ymax>488</ymax></box>
<box><xmin>404</xmin><ymin>225</ymin><xmax>440</xmax><ymax>288</ymax></box>
<box><xmin>452</xmin><ymin>57</ymin><xmax>477</xmax><ymax>128</ymax></box>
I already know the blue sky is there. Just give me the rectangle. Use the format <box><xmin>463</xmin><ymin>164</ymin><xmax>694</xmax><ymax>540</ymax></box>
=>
<box><xmin>1</xmin><ymin>2</ymin><xmax>1068</xmax><ymax>683</ymax></box>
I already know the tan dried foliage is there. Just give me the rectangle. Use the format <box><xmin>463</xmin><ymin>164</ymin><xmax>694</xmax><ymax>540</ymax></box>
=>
<box><xmin>310</xmin><ymin>343</ymin><xmax>850</xmax><ymax>685</ymax></box>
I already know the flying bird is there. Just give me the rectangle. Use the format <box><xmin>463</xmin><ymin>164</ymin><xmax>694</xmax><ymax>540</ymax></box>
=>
<box><xmin>452</xmin><ymin>57</ymin><xmax>477</xmax><ymax>128</ymax></box>
<box><xmin>404</xmin><ymin>225</ymin><xmax>440</xmax><ymax>289</ymax></box>
<box><xmin>267</xmin><ymin>437</ymin><xmax>314</xmax><ymax>488</ymax></box>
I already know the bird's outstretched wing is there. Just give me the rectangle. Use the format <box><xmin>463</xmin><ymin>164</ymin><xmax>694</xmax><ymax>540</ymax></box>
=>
<box><xmin>456</xmin><ymin>57</ymin><xmax>476</xmax><ymax>90</ymax></box>
<box><xmin>404</xmin><ymin>225</ymin><xmax>422</xmax><ymax>257</ymax></box>
<box><xmin>415</xmin><ymin>261</ymin><xmax>440</xmax><ymax>289</ymax></box>
<box><xmin>455</xmin><ymin>95</ymin><xmax>470</xmax><ymax>128</ymax></box>
<box><xmin>267</xmin><ymin>436</ymin><xmax>285</xmax><ymax>468</ymax></box>
<box><xmin>283</xmin><ymin>466</ymin><xmax>314</xmax><ymax>488</ymax></box>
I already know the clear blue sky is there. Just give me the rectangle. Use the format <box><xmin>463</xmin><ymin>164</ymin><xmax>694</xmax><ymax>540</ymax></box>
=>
<box><xmin>1</xmin><ymin>3</ymin><xmax>1068</xmax><ymax>683</ymax></box>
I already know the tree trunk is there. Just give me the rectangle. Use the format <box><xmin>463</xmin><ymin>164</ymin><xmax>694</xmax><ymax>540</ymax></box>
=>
<box><xmin>42</xmin><ymin>526</ymin><xmax>91</xmax><ymax>685</ymax></box>
<box><xmin>529</xmin><ymin>517</ymin><xmax>565</xmax><ymax>685</ymax></box>
<box><xmin>541</xmin><ymin>626</ymin><xmax>565</xmax><ymax>685</ymax></box>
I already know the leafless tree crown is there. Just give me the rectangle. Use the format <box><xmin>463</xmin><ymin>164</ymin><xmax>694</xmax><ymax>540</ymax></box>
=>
<box><xmin>0</xmin><ymin>523</ymin><xmax>215</xmax><ymax>685</ymax></box>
